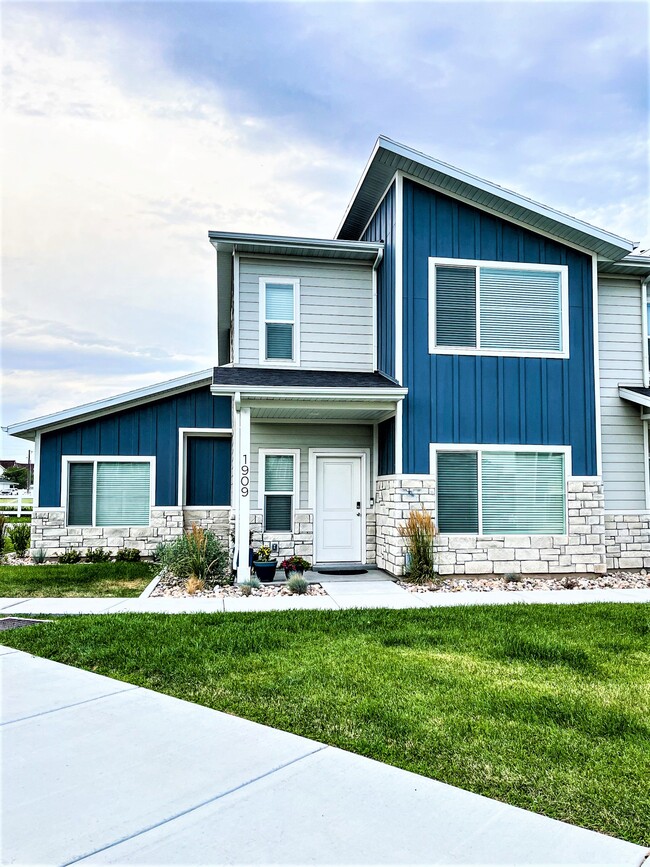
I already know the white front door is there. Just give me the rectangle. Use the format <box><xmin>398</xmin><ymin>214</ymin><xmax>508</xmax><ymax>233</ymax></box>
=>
<box><xmin>315</xmin><ymin>456</ymin><xmax>363</xmax><ymax>563</ymax></box>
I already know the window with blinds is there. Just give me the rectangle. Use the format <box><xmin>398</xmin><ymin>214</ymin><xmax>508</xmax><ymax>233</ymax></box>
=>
<box><xmin>264</xmin><ymin>281</ymin><xmax>295</xmax><ymax>361</ymax></box>
<box><xmin>436</xmin><ymin>449</ymin><xmax>565</xmax><ymax>534</ymax></box>
<box><xmin>264</xmin><ymin>453</ymin><xmax>294</xmax><ymax>532</ymax></box>
<box><xmin>430</xmin><ymin>259</ymin><xmax>565</xmax><ymax>355</ymax></box>
<box><xmin>66</xmin><ymin>460</ymin><xmax>151</xmax><ymax>527</ymax></box>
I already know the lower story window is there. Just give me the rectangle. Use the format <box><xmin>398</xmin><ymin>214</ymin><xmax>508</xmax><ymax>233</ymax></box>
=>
<box><xmin>436</xmin><ymin>448</ymin><xmax>566</xmax><ymax>534</ymax></box>
<box><xmin>263</xmin><ymin>453</ymin><xmax>295</xmax><ymax>532</ymax></box>
<box><xmin>67</xmin><ymin>459</ymin><xmax>152</xmax><ymax>527</ymax></box>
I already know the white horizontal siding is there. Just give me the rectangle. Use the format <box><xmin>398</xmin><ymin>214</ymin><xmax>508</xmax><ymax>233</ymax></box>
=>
<box><xmin>250</xmin><ymin>422</ymin><xmax>372</xmax><ymax>509</ymax></box>
<box><xmin>598</xmin><ymin>276</ymin><xmax>647</xmax><ymax>510</ymax></box>
<box><xmin>238</xmin><ymin>257</ymin><xmax>374</xmax><ymax>370</ymax></box>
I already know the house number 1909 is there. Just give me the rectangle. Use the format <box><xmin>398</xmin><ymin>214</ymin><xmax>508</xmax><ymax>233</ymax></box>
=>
<box><xmin>240</xmin><ymin>455</ymin><xmax>249</xmax><ymax>497</ymax></box>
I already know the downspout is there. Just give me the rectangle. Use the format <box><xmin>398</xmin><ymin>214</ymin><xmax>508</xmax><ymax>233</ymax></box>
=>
<box><xmin>642</xmin><ymin>276</ymin><xmax>650</xmax><ymax>389</ymax></box>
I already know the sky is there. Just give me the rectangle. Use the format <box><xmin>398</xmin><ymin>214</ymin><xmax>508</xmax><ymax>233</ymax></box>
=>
<box><xmin>1</xmin><ymin>0</ymin><xmax>648</xmax><ymax>460</ymax></box>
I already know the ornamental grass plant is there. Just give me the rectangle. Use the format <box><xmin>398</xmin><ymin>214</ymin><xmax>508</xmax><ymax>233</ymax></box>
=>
<box><xmin>398</xmin><ymin>507</ymin><xmax>437</xmax><ymax>584</ymax></box>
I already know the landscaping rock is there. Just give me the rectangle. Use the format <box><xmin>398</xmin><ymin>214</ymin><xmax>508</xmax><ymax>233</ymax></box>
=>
<box><xmin>398</xmin><ymin>570</ymin><xmax>650</xmax><ymax>593</ymax></box>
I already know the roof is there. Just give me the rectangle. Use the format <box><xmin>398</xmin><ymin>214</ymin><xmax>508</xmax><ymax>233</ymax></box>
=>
<box><xmin>208</xmin><ymin>231</ymin><xmax>383</xmax><ymax>262</ymax></box>
<box><xmin>211</xmin><ymin>366</ymin><xmax>402</xmax><ymax>391</ymax></box>
<box><xmin>598</xmin><ymin>254</ymin><xmax>650</xmax><ymax>278</ymax></box>
<box><xmin>3</xmin><ymin>370</ymin><xmax>213</xmax><ymax>440</ymax></box>
<box><xmin>336</xmin><ymin>136</ymin><xmax>635</xmax><ymax>261</ymax></box>
<box><xmin>619</xmin><ymin>386</ymin><xmax>650</xmax><ymax>409</ymax></box>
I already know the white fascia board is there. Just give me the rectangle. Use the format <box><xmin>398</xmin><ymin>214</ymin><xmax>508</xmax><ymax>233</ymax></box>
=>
<box><xmin>4</xmin><ymin>370</ymin><xmax>213</xmax><ymax>439</ymax></box>
<box><xmin>208</xmin><ymin>231</ymin><xmax>383</xmax><ymax>257</ymax></box>
<box><xmin>619</xmin><ymin>387</ymin><xmax>650</xmax><ymax>409</ymax></box>
<box><xmin>210</xmin><ymin>385</ymin><xmax>408</xmax><ymax>400</ymax></box>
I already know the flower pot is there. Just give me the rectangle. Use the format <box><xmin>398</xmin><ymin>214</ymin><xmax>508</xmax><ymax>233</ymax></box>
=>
<box><xmin>284</xmin><ymin>567</ymin><xmax>304</xmax><ymax>580</ymax></box>
<box><xmin>253</xmin><ymin>560</ymin><xmax>277</xmax><ymax>582</ymax></box>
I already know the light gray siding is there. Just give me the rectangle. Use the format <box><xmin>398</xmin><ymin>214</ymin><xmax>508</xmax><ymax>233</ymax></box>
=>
<box><xmin>238</xmin><ymin>257</ymin><xmax>374</xmax><ymax>370</ymax></box>
<box><xmin>249</xmin><ymin>422</ymin><xmax>372</xmax><ymax>509</ymax></box>
<box><xmin>598</xmin><ymin>276</ymin><xmax>647</xmax><ymax>511</ymax></box>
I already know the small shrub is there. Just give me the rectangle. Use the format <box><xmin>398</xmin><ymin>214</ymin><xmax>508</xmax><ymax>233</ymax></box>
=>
<box><xmin>59</xmin><ymin>549</ymin><xmax>82</xmax><ymax>564</ymax></box>
<box><xmin>115</xmin><ymin>548</ymin><xmax>141</xmax><ymax>562</ymax></box>
<box><xmin>8</xmin><ymin>523</ymin><xmax>31</xmax><ymax>557</ymax></box>
<box><xmin>152</xmin><ymin>542</ymin><xmax>167</xmax><ymax>563</ymax></box>
<box><xmin>563</xmin><ymin>576</ymin><xmax>579</xmax><ymax>589</ymax></box>
<box><xmin>246</xmin><ymin>575</ymin><xmax>261</xmax><ymax>589</ymax></box>
<box><xmin>287</xmin><ymin>575</ymin><xmax>308</xmax><ymax>595</ymax></box>
<box><xmin>0</xmin><ymin>516</ymin><xmax>7</xmax><ymax>554</ymax></box>
<box><xmin>31</xmin><ymin>547</ymin><xmax>46</xmax><ymax>564</ymax></box>
<box><xmin>185</xmin><ymin>575</ymin><xmax>206</xmax><ymax>595</ymax></box>
<box><xmin>86</xmin><ymin>547</ymin><xmax>112</xmax><ymax>563</ymax></box>
<box><xmin>158</xmin><ymin>525</ymin><xmax>228</xmax><ymax>585</ymax></box>
<box><xmin>505</xmin><ymin>572</ymin><xmax>522</xmax><ymax>584</ymax></box>
<box><xmin>240</xmin><ymin>583</ymin><xmax>252</xmax><ymax>597</ymax></box>
<box><xmin>398</xmin><ymin>508</ymin><xmax>437</xmax><ymax>584</ymax></box>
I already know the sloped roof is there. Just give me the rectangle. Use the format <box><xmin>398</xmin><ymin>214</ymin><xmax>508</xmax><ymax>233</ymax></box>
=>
<box><xmin>212</xmin><ymin>367</ymin><xmax>401</xmax><ymax>390</ymax></box>
<box><xmin>336</xmin><ymin>136</ymin><xmax>635</xmax><ymax>261</ymax></box>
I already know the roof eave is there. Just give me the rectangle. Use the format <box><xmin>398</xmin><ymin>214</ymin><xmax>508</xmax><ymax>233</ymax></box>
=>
<box><xmin>336</xmin><ymin>136</ymin><xmax>635</xmax><ymax>260</ymax></box>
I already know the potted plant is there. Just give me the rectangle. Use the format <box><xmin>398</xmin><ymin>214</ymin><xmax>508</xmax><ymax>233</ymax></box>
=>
<box><xmin>280</xmin><ymin>555</ymin><xmax>311</xmax><ymax>580</ymax></box>
<box><xmin>252</xmin><ymin>545</ymin><xmax>277</xmax><ymax>582</ymax></box>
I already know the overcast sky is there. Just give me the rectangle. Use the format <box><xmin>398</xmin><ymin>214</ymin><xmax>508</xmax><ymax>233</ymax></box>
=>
<box><xmin>2</xmin><ymin>0</ymin><xmax>648</xmax><ymax>459</ymax></box>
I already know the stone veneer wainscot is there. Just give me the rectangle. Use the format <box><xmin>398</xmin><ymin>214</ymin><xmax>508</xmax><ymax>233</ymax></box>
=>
<box><xmin>374</xmin><ymin>476</ymin><xmax>607</xmax><ymax>577</ymax></box>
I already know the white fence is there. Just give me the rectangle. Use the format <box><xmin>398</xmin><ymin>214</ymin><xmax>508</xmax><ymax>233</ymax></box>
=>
<box><xmin>0</xmin><ymin>493</ymin><xmax>33</xmax><ymax>518</ymax></box>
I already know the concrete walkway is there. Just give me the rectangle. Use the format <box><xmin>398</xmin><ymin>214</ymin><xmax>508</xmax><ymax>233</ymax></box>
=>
<box><xmin>2</xmin><ymin>648</ymin><xmax>647</xmax><ymax>866</ymax></box>
<box><xmin>1</xmin><ymin>584</ymin><xmax>649</xmax><ymax>614</ymax></box>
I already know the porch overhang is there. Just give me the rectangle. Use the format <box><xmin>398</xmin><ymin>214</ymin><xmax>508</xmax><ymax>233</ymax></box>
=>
<box><xmin>619</xmin><ymin>386</ymin><xmax>650</xmax><ymax>410</ymax></box>
<box><xmin>211</xmin><ymin>367</ymin><xmax>407</xmax><ymax>422</ymax></box>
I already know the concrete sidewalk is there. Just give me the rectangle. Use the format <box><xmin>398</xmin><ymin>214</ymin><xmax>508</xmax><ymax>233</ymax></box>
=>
<box><xmin>1</xmin><ymin>584</ymin><xmax>649</xmax><ymax>614</ymax></box>
<box><xmin>2</xmin><ymin>648</ymin><xmax>647</xmax><ymax>866</ymax></box>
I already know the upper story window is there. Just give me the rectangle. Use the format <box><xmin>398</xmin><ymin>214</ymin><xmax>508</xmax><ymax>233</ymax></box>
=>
<box><xmin>428</xmin><ymin>258</ymin><xmax>569</xmax><ymax>358</ymax></box>
<box><xmin>259</xmin><ymin>278</ymin><xmax>300</xmax><ymax>364</ymax></box>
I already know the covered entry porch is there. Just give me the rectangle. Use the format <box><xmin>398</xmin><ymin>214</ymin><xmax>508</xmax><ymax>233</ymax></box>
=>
<box><xmin>210</xmin><ymin>367</ymin><xmax>406</xmax><ymax>581</ymax></box>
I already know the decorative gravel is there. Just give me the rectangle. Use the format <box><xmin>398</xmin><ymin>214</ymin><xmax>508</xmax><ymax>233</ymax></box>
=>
<box><xmin>151</xmin><ymin>568</ymin><xmax>326</xmax><ymax>598</ymax></box>
<box><xmin>398</xmin><ymin>570</ymin><xmax>650</xmax><ymax>593</ymax></box>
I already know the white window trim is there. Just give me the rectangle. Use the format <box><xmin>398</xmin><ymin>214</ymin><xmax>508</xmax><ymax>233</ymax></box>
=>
<box><xmin>427</xmin><ymin>257</ymin><xmax>570</xmax><ymax>359</ymax></box>
<box><xmin>61</xmin><ymin>455</ymin><xmax>155</xmax><ymax>528</ymax></box>
<box><xmin>429</xmin><ymin>443</ymin><xmax>572</xmax><ymax>536</ymax></box>
<box><xmin>177</xmin><ymin>428</ymin><xmax>232</xmax><ymax>508</ymax></box>
<box><xmin>258</xmin><ymin>448</ymin><xmax>300</xmax><ymax>534</ymax></box>
<box><xmin>258</xmin><ymin>277</ymin><xmax>300</xmax><ymax>366</ymax></box>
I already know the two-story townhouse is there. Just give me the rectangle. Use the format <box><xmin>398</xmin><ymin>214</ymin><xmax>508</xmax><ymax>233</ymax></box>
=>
<box><xmin>7</xmin><ymin>136</ymin><xmax>648</xmax><ymax>579</ymax></box>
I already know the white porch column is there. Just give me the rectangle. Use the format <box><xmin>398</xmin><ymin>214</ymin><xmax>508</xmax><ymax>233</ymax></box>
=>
<box><xmin>236</xmin><ymin>405</ymin><xmax>251</xmax><ymax>582</ymax></box>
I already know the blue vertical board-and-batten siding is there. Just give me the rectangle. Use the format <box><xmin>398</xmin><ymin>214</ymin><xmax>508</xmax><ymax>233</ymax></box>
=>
<box><xmin>39</xmin><ymin>386</ymin><xmax>232</xmax><ymax>508</ymax></box>
<box><xmin>401</xmin><ymin>178</ymin><xmax>597</xmax><ymax>477</ymax></box>
<box><xmin>362</xmin><ymin>181</ymin><xmax>396</xmax><ymax>378</ymax></box>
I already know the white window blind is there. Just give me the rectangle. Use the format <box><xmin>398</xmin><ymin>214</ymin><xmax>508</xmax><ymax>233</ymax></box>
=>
<box><xmin>436</xmin><ymin>448</ymin><xmax>566</xmax><ymax>535</ymax></box>
<box><xmin>265</xmin><ymin>282</ymin><xmax>294</xmax><ymax>360</ymax></box>
<box><xmin>264</xmin><ymin>454</ymin><xmax>294</xmax><ymax>532</ymax></box>
<box><xmin>480</xmin><ymin>268</ymin><xmax>562</xmax><ymax>351</ymax></box>
<box><xmin>68</xmin><ymin>463</ymin><xmax>93</xmax><ymax>526</ymax></box>
<box><xmin>481</xmin><ymin>452</ymin><xmax>565</xmax><ymax>534</ymax></box>
<box><xmin>96</xmin><ymin>462</ymin><xmax>151</xmax><ymax>527</ymax></box>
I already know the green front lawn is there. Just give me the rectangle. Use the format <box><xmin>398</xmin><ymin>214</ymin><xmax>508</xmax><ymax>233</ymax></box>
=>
<box><xmin>1</xmin><ymin>604</ymin><xmax>648</xmax><ymax>844</ymax></box>
<box><xmin>0</xmin><ymin>562</ymin><xmax>154</xmax><ymax>597</ymax></box>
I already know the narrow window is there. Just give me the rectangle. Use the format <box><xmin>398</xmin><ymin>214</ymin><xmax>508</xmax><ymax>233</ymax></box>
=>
<box><xmin>435</xmin><ymin>266</ymin><xmax>476</xmax><ymax>347</ymax></box>
<box><xmin>436</xmin><ymin>451</ymin><xmax>479</xmax><ymax>533</ymax></box>
<box><xmin>264</xmin><ymin>454</ymin><xmax>294</xmax><ymax>532</ymax></box>
<box><xmin>68</xmin><ymin>463</ymin><xmax>93</xmax><ymax>526</ymax></box>
<box><xmin>265</xmin><ymin>282</ymin><xmax>295</xmax><ymax>360</ymax></box>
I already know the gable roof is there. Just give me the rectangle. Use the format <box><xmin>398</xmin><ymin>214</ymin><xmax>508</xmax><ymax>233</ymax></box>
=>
<box><xmin>3</xmin><ymin>370</ymin><xmax>213</xmax><ymax>440</ymax></box>
<box><xmin>336</xmin><ymin>136</ymin><xmax>635</xmax><ymax>261</ymax></box>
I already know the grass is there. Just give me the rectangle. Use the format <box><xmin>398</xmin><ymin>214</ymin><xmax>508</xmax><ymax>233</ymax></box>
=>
<box><xmin>1</xmin><ymin>604</ymin><xmax>648</xmax><ymax>844</ymax></box>
<box><xmin>0</xmin><ymin>561</ymin><xmax>154</xmax><ymax>597</ymax></box>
